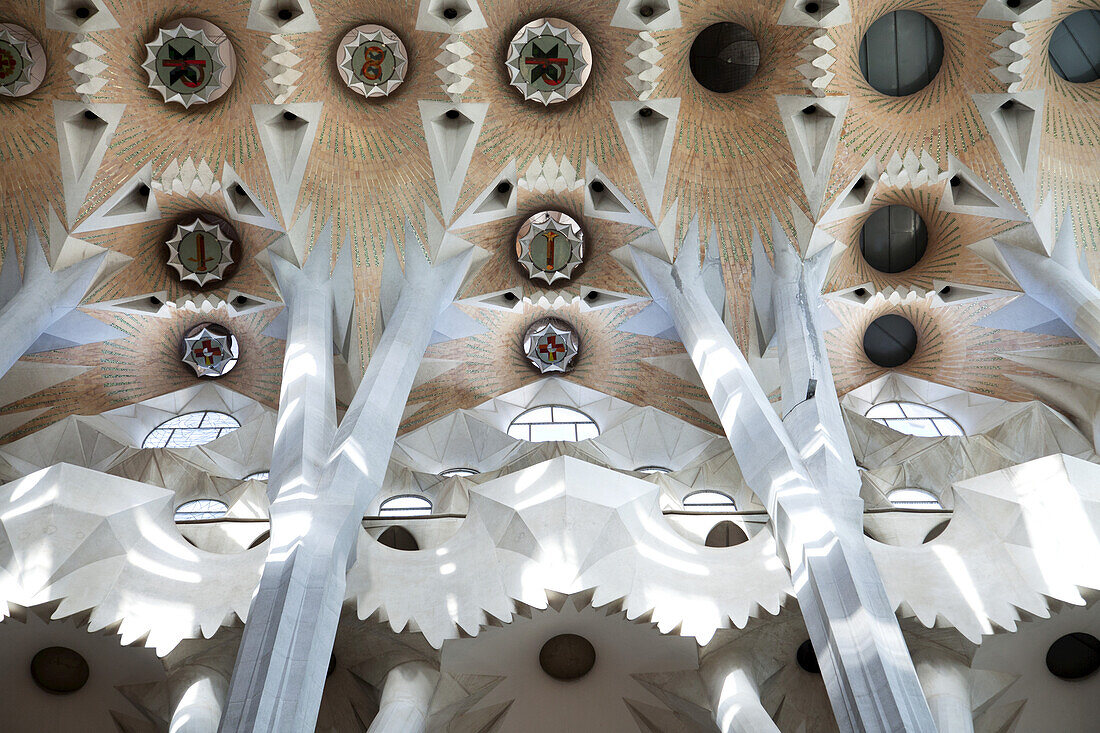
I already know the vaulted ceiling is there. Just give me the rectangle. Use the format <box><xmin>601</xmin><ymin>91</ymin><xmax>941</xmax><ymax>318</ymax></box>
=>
<box><xmin>0</xmin><ymin>0</ymin><xmax>1097</xmax><ymax>442</ymax></box>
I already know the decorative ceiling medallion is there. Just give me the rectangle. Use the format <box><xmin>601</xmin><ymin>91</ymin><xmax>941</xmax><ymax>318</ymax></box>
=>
<box><xmin>143</xmin><ymin>18</ymin><xmax>236</xmax><ymax>108</ymax></box>
<box><xmin>182</xmin><ymin>322</ymin><xmax>239</xmax><ymax>378</ymax></box>
<box><xmin>505</xmin><ymin>18</ymin><xmax>592</xmax><ymax>105</ymax></box>
<box><xmin>337</xmin><ymin>24</ymin><xmax>408</xmax><ymax>98</ymax></box>
<box><xmin>166</xmin><ymin>218</ymin><xmax>235</xmax><ymax>286</ymax></box>
<box><xmin>0</xmin><ymin>24</ymin><xmax>46</xmax><ymax>98</ymax></box>
<box><xmin>523</xmin><ymin>318</ymin><xmax>580</xmax><ymax>374</ymax></box>
<box><xmin>516</xmin><ymin>211</ymin><xmax>585</xmax><ymax>284</ymax></box>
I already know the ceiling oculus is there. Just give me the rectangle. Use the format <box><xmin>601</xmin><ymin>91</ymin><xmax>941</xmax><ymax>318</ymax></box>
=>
<box><xmin>0</xmin><ymin>24</ymin><xmax>46</xmax><ymax>97</ymax></box>
<box><xmin>523</xmin><ymin>318</ymin><xmax>580</xmax><ymax>374</ymax></box>
<box><xmin>337</xmin><ymin>24</ymin><xmax>408</xmax><ymax>98</ymax></box>
<box><xmin>516</xmin><ymin>211</ymin><xmax>585</xmax><ymax>283</ymax></box>
<box><xmin>182</xmin><ymin>322</ymin><xmax>240</xmax><ymax>378</ymax></box>
<box><xmin>505</xmin><ymin>18</ymin><xmax>592</xmax><ymax>105</ymax></box>
<box><xmin>143</xmin><ymin>18</ymin><xmax>236</xmax><ymax>108</ymax></box>
<box><xmin>166</xmin><ymin>217</ymin><xmax>235</xmax><ymax>286</ymax></box>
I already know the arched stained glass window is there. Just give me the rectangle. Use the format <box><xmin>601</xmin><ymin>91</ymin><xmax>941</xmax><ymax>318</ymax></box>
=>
<box><xmin>683</xmin><ymin>491</ymin><xmax>737</xmax><ymax>511</ymax></box>
<box><xmin>865</xmin><ymin>401</ymin><xmax>963</xmax><ymax>437</ymax></box>
<box><xmin>379</xmin><ymin>495</ymin><xmax>433</xmax><ymax>517</ymax></box>
<box><xmin>887</xmin><ymin>488</ymin><xmax>943</xmax><ymax>509</ymax></box>
<box><xmin>507</xmin><ymin>405</ymin><xmax>599</xmax><ymax>442</ymax></box>
<box><xmin>143</xmin><ymin>411</ymin><xmax>241</xmax><ymax>448</ymax></box>
<box><xmin>174</xmin><ymin>499</ymin><xmax>229</xmax><ymax>522</ymax></box>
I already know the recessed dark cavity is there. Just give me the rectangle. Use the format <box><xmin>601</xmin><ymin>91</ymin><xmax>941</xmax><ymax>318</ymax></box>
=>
<box><xmin>585</xmin><ymin>290</ymin><xmax>599</xmax><ymax>301</ymax></box>
<box><xmin>639</xmin><ymin>107</ymin><xmax>653</xmax><ymax>118</ymax></box>
<box><xmin>859</xmin><ymin>205</ymin><xmax>928</xmax><ymax>274</ymax></box>
<box><xmin>590</xmin><ymin>180</ymin><xmax>605</xmax><ymax>193</ymax></box>
<box><xmin>137</xmin><ymin>184</ymin><xmax>150</xmax><ymax>197</ymax></box>
<box><xmin>443</xmin><ymin>7</ymin><xmax>459</xmax><ymax>20</ymax></box>
<box><xmin>863</xmin><ymin>314</ymin><xmax>919</xmax><ymax>368</ymax></box>
<box><xmin>31</xmin><ymin>647</ymin><xmax>90</xmax><ymax>694</ymax></box>
<box><xmin>539</xmin><ymin>634</ymin><xmax>596</xmax><ymax>680</ymax></box>
<box><xmin>277</xmin><ymin>8</ymin><xmax>293</xmax><ymax>21</ymax></box>
<box><xmin>805</xmin><ymin>2</ymin><xmax>820</xmax><ymax>14</ymax></box>
<box><xmin>234</xmin><ymin>183</ymin><xmax>246</xmax><ymax>196</ymax></box>
<box><xmin>83</xmin><ymin>110</ymin><xmax>99</xmax><ymax>121</ymax></box>
<box><xmin>1046</xmin><ymin>633</ymin><xmax>1100</xmax><ymax>680</ymax></box>
<box><xmin>859</xmin><ymin>11</ymin><xmax>945</xmax><ymax>96</ymax></box>
<box><xmin>705</xmin><ymin>521</ymin><xmax>749</xmax><ymax>547</ymax></box>
<box><xmin>496</xmin><ymin>181</ymin><xmax>512</xmax><ymax>195</ymax></box>
<box><xmin>1049</xmin><ymin>10</ymin><xmax>1100</xmax><ymax>84</ymax></box>
<box><xmin>950</xmin><ymin>175</ymin><xmax>962</xmax><ymax>187</ymax></box>
<box><xmin>503</xmin><ymin>291</ymin><xmax>517</xmax><ymax>301</ymax></box>
<box><xmin>282</xmin><ymin>111</ymin><xmax>298</xmax><ymax>122</ymax></box>
<box><xmin>689</xmin><ymin>23</ymin><xmax>760</xmax><ymax>93</ymax></box>
<box><xmin>796</xmin><ymin>640</ymin><xmax>821</xmax><ymax>674</ymax></box>
<box><xmin>75</xmin><ymin>6</ymin><xmax>91</xmax><ymax>19</ymax></box>
<box><xmin>639</xmin><ymin>5</ymin><xmax>654</xmax><ymax>18</ymax></box>
<box><xmin>853</xmin><ymin>287</ymin><xmax>867</xmax><ymax>297</ymax></box>
<box><xmin>445</xmin><ymin>109</ymin><xmax>460</xmax><ymax>120</ymax></box>
<box><xmin>377</xmin><ymin>525</ymin><xmax>419</xmax><ymax>551</ymax></box>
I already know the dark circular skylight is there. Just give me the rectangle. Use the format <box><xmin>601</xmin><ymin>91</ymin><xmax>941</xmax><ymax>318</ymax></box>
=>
<box><xmin>796</xmin><ymin>640</ymin><xmax>820</xmax><ymax>674</ymax></box>
<box><xmin>1049</xmin><ymin>10</ymin><xmax>1100</xmax><ymax>84</ymax></box>
<box><xmin>31</xmin><ymin>647</ymin><xmax>90</xmax><ymax>694</ymax></box>
<box><xmin>859</xmin><ymin>11</ymin><xmax>945</xmax><ymax>96</ymax></box>
<box><xmin>863</xmin><ymin>315</ymin><xmax>918</xmax><ymax>368</ymax></box>
<box><xmin>1046</xmin><ymin>633</ymin><xmax>1100</xmax><ymax>680</ymax></box>
<box><xmin>689</xmin><ymin>23</ymin><xmax>760</xmax><ymax>93</ymax></box>
<box><xmin>859</xmin><ymin>205</ymin><xmax>928</xmax><ymax>274</ymax></box>
<box><xmin>539</xmin><ymin>634</ymin><xmax>596</xmax><ymax>680</ymax></box>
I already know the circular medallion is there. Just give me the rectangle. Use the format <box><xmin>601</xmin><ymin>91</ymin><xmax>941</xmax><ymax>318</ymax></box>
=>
<box><xmin>143</xmin><ymin>18</ymin><xmax>236</xmax><ymax>108</ymax></box>
<box><xmin>166</xmin><ymin>217</ymin><xmax>235</xmax><ymax>286</ymax></box>
<box><xmin>337</xmin><ymin>25</ymin><xmax>408</xmax><ymax>98</ymax></box>
<box><xmin>506</xmin><ymin>18</ymin><xmax>592</xmax><ymax>105</ymax></box>
<box><xmin>523</xmin><ymin>318</ymin><xmax>580</xmax><ymax>374</ymax></box>
<box><xmin>0</xmin><ymin>24</ymin><xmax>46</xmax><ymax>98</ymax></box>
<box><xmin>516</xmin><ymin>211</ymin><xmax>584</xmax><ymax>284</ymax></box>
<box><xmin>182</xmin><ymin>322</ymin><xmax>240</xmax><ymax>378</ymax></box>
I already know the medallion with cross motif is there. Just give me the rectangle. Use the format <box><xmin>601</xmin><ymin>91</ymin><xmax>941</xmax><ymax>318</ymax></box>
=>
<box><xmin>166</xmin><ymin>217</ymin><xmax>236</xmax><ymax>287</ymax></box>
<box><xmin>181</xmin><ymin>323</ymin><xmax>239</xmax><ymax>378</ymax></box>
<box><xmin>142</xmin><ymin>18</ymin><xmax>235</xmax><ymax>108</ymax></box>
<box><xmin>523</xmin><ymin>318</ymin><xmax>580</xmax><ymax>374</ymax></box>
<box><xmin>0</xmin><ymin>24</ymin><xmax>45</xmax><ymax>98</ymax></box>
<box><xmin>505</xmin><ymin>18</ymin><xmax>592</xmax><ymax>105</ymax></box>
<box><xmin>516</xmin><ymin>211</ymin><xmax>585</xmax><ymax>284</ymax></box>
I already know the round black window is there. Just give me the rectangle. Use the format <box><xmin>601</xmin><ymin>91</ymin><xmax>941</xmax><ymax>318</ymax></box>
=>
<box><xmin>859</xmin><ymin>205</ymin><xmax>928</xmax><ymax>274</ymax></box>
<box><xmin>1049</xmin><ymin>10</ymin><xmax>1100</xmax><ymax>84</ymax></box>
<box><xmin>31</xmin><ymin>647</ymin><xmax>90</xmax><ymax>694</ymax></box>
<box><xmin>796</xmin><ymin>640</ymin><xmax>821</xmax><ymax>674</ymax></box>
<box><xmin>1046</xmin><ymin>633</ymin><xmax>1100</xmax><ymax>680</ymax></box>
<box><xmin>689</xmin><ymin>23</ymin><xmax>760</xmax><ymax>93</ymax></box>
<box><xmin>863</xmin><ymin>315</ymin><xmax>918</xmax><ymax>368</ymax></box>
<box><xmin>859</xmin><ymin>11</ymin><xmax>945</xmax><ymax>96</ymax></box>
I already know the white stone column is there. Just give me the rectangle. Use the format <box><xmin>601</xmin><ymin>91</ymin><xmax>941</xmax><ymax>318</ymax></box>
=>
<box><xmin>366</xmin><ymin>661</ymin><xmax>439</xmax><ymax>733</ymax></box>
<box><xmin>630</xmin><ymin>242</ymin><xmax>935</xmax><ymax>733</ymax></box>
<box><xmin>220</xmin><ymin>231</ymin><xmax>341</xmax><ymax>730</ymax></box>
<box><xmin>912</xmin><ymin>646</ymin><xmax>974</xmax><ymax>733</ymax></box>
<box><xmin>219</xmin><ymin>242</ymin><xmax>472</xmax><ymax>733</ymax></box>
<box><xmin>699</xmin><ymin>646</ymin><xmax>779</xmax><ymax>733</ymax></box>
<box><xmin>170</xmin><ymin>665</ymin><xmax>229</xmax><ymax>733</ymax></box>
<box><xmin>0</xmin><ymin>227</ymin><xmax>104</xmax><ymax>379</ymax></box>
<box><xmin>990</xmin><ymin>211</ymin><xmax>1100</xmax><ymax>357</ymax></box>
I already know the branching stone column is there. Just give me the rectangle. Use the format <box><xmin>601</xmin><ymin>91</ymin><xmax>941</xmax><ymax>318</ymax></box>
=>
<box><xmin>911</xmin><ymin>645</ymin><xmax>974</xmax><ymax>733</ymax></box>
<box><xmin>985</xmin><ymin>209</ymin><xmax>1100</xmax><ymax>356</ymax></box>
<box><xmin>220</xmin><ymin>226</ymin><xmax>344</xmax><ymax>731</ymax></box>
<box><xmin>170</xmin><ymin>664</ymin><xmax>230</xmax><ymax>733</ymax></box>
<box><xmin>0</xmin><ymin>226</ymin><xmax>105</xmax><ymax>379</ymax></box>
<box><xmin>699</xmin><ymin>645</ymin><xmax>779</xmax><ymax>733</ymax></box>
<box><xmin>220</xmin><ymin>234</ymin><xmax>473</xmax><ymax>733</ymax></box>
<box><xmin>629</xmin><ymin>237</ymin><xmax>935</xmax><ymax>733</ymax></box>
<box><xmin>366</xmin><ymin>661</ymin><xmax>439</xmax><ymax>733</ymax></box>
